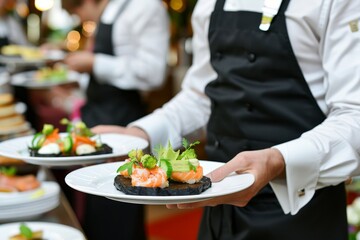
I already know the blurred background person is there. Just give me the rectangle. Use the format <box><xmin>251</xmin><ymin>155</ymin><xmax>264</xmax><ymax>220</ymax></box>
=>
<box><xmin>0</xmin><ymin>0</ymin><xmax>28</xmax><ymax>48</ymax></box>
<box><xmin>58</xmin><ymin>0</ymin><xmax>169</xmax><ymax>239</ymax></box>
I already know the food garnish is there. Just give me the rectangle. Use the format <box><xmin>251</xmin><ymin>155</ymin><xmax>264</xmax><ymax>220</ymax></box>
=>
<box><xmin>35</xmin><ymin>64</ymin><xmax>67</xmax><ymax>83</ymax></box>
<box><xmin>9</xmin><ymin>223</ymin><xmax>43</xmax><ymax>240</ymax></box>
<box><xmin>0</xmin><ymin>166</ymin><xmax>16</xmax><ymax>176</ymax></box>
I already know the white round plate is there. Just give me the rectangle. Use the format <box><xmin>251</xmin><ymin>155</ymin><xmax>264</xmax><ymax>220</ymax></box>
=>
<box><xmin>0</xmin><ymin>133</ymin><xmax>148</xmax><ymax>166</ymax></box>
<box><xmin>0</xmin><ymin>222</ymin><xmax>85</xmax><ymax>240</ymax></box>
<box><xmin>11</xmin><ymin>70</ymin><xmax>79</xmax><ymax>89</ymax></box>
<box><xmin>0</xmin><ymin>181</ymin><xmax>60</xmax><ymax>206</ymax></box>
<box><xmin>65</xmin><ymin>161</ymin><xmax>255</xmax><ymax>205</ymax></box>
<box><xmin>0</xmin><ymin>199</ymin><xmax>59</xmax><ymax>221</ymax></box>
<box><xmin>0</xmin><ymin>55</ymin><xmax>44</xmax><ymax>66</ymax></box>
<box><xmin>0</xmin><ymin>181</ymin><xmax>60</xmax><ymax>221</ymax></box>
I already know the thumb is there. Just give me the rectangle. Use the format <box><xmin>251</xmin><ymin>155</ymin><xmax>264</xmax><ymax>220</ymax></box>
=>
<box><xmin>206</xmin><ymin>160</ymin><xmax>243</xmax><ymax>182</ymax></box>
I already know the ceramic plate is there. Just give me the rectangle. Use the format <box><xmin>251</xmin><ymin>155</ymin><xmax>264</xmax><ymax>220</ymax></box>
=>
<box><xmin>11</xmin><ymin>70</ymin><xmax>79</xmax><ymax>89</ymax></box>
<box><xmin>0</xmin><ymin>222</ymin><xmax>85</xmax><ymax>240</ymax></box>
<box><xmin>0</xmin><ymin>49</ymin><xmax>65</xmax><ymax>65</ymax></box>
<box><xmin>65</xmin><ymin>161</ymin><xmax>255</xmax><ymax>205</ymax></box>
<box><xmin>0</xmin><ymin>182</ymin><xmax>60</xmax><ymax>221</ymax></box>
<box><xmin>0</xmin><ymin>55</ymin><xmax>44</xmax><ymax>66</ymax></box>
<box><xmin>0</xmin><ymin>133</ymin><xmax>148</xmax><ymax>166</ymax></box>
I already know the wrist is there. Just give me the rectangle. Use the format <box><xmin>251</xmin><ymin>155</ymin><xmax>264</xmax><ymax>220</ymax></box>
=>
<box><xmin>269</xmin><ymin>148</ymin><xmax>286</xmax><ymax>179</ymax></box>
<box><xmin>127</xmin><ymin>127</ymin><xmax>150</xmax><ymax>142</ymax></box>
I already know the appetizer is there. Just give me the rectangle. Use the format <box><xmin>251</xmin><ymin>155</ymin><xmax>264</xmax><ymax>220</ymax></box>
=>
<box><xmin>114</xmin><ymin>139</ymin><xmax>211</xmax><ymax>196</ymax></box>
<box><xmin>28</xmin><ymin>119</ymin><xmax>113</xmax><ymax>157</ymax></box>
<box><xmin>1</xmin><ymin>45</ymin><xmax>43</xmax><ymax>60</ymax></box>
<box><xmin>0</xmin><ymin>167</ymin><xmax>40</xmax><ymax>192</ymax></box>
<box><xmin>9</xmin><ymin>223</ymin><xmax>43</xmax><ymax>240</ymax></box>
<box><xmin>34</xmin><ymin>64</ymin><xmax>68</xmax><ymax>83</ymax></box>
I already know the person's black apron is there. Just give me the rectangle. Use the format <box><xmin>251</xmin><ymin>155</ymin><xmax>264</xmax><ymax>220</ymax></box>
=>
<box><xmin>80</xmin><ymin>1</ymin><xmax>146</xmax><ymax>240</ymax></box>
<box><xmin>200</xmin><ymin>0</ymin><xmax>348</xmax><ymax>239</ymax></box>
<box><xmin>81</xmin><ymin>0</ymin><xmax>146</xmax><ymax>128</ymax></box>
<box><xmin>0</xmin><ymin>35</ymin><xmax>9</xmax><ymax>67</ymax></box>
<box><xmin>0</xmin><ymin>36</ymin><xmax>9</xmax><ymax>48</ymax></box>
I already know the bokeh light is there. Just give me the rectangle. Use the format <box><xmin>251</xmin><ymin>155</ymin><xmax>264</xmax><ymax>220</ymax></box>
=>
<box><xmin>66</xmin><ymin>30</ymin><xmax>81</xmax><ymax>51</ymax></box>
<box><xmin>34</xmin><ymin>0</ymin><xmax>55</xmax><ymax>11</ymax></box>
<box><xmin>170</xmin><ymin>0</ymin><xmax>185</xmax><ymax>13</ymax></box>
<box><xmin>82</xmin><ymin>21</ymin><xmax>97</xmax><ymax>38</ymax></box>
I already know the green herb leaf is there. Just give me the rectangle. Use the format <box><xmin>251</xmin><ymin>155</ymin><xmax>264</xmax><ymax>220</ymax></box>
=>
<box><xmin>182</xmin><ymin>138</ymin><xmax>189</xmax><ymax>149</ymax></box>
<box><xmin>20</xmin><ymin>223</ymin><xmax>33</xmax><ymax>239</ymax></box>
<box><xmin>117</xmin><ymin>161</ymin><xmax>134</xmax><ymax>175</ymax></box>
<box><xmin>0</xmin><ymin>166</ymin><xmax>17</xmax><ymax>176</ymax></box>
<box><xmin>178</xmin><ymin>139</ymin><xmax>200</xmax><ymax>160</ymax></box>
<box><xmin>189</xmin><ymin>140</ymin><xmax>200</xmax><ymax>149</ymax></box>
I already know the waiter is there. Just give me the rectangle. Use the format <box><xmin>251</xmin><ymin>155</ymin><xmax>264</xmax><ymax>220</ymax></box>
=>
<box><xmin>92</xmin><ymin>0</ymin><xmax>360</xmax><ymax>239</ymax></box>
<box><xmin>60</xmin><ymin>0</ymin><xmax>169</xmax><ymax>239</ymax></box>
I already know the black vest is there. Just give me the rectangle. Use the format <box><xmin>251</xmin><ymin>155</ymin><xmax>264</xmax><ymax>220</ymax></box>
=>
<box><xmin>0</xmin><ymin>36</ymin><xmax>9</xmax><ymax>48</ymax></box>
<box><xmin>81</xmin><ymin>0</ymin><xmax>146</xmax><ymax>127</ymax></box>
<box><xmin>200</xmin><ymin>0</ymin><xmax>347</xmax><ymax>239</ymax></box>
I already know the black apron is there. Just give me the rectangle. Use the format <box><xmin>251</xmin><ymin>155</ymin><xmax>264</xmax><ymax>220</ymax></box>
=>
<box><xmin>200</xmin><ymin>0</ymin><xmax>348</xmax><ymax>239</ymax></box>
<box><xmin>0</xmin><ymin>36</ymin><xmax>9</xmax><ymax>48</ymax></box>
<box><xmin>80</xmin><ymin>0</ymin><xmax>146</xmax><ymax>128</ymax></box>
<box><xmin>0</xmin><ymin>36</ymin><xmax>9</xmax><ymax>67</ymax></box>
<box><xmin>81</xmin><ymin>2</ymin><xmax>146</xmax><ymax>240</ymax></box>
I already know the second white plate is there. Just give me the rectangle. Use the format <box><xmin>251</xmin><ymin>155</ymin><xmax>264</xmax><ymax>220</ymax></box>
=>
<box><xmin>0</xmin><ymin>133</ymin><xmax>148</xmax><ymax>166</ymax></box>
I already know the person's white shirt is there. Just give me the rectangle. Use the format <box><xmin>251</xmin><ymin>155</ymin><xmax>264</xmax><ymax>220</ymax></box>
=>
<box><xmin>0</xmin><ymin>14</ymin><xmax>28</xmax><ymax>45</ymax></box>
<box><xmin>131</xmin><ymin>0</ymin><xmax>360</xmax><ymax>214</ymax></box>
<box><xmin>92</xmin><ymin>0</ymin><xmax>169</xmax><ymax>90</ymax></box>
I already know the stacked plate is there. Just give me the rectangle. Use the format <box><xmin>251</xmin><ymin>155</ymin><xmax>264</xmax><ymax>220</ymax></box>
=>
<box><xmin>0</xmin><ymin>181</ymin><xmax>60</xmax><ymax>222</ymax></box>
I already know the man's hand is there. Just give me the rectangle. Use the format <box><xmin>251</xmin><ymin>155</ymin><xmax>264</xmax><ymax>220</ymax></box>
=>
<box><xmin>91</xmin><ymin>125</ymin><xmax>151</xmax><ymax>158</ymax></box>
<box><xmin>64</xmin><ymin>51</ymin><xmax>94</xmax><ymax>73</ymax></box>
<box><xmin>166</xmin><ymin>148</ymin><xmax>285</xmax><ymax>209</ymax></box>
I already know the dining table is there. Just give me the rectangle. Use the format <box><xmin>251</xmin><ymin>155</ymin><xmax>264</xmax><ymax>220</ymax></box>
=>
<box><xmin>0</xmin><ymin>166</ymin><xmax>87</xmax><ymax>239</ymax></box>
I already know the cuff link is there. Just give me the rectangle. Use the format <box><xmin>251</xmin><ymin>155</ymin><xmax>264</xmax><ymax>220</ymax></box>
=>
<box><xmin>297</xmin><ymin>188</ymin><xmax>305</xmax><ymax>197</ymax></box>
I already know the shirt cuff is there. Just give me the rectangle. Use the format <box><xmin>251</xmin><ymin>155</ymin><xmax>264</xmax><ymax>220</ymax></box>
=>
<box><xmin>270</xmin><ymin>138</ymin><xmax>321</xmax><ymax>214</ymax></box>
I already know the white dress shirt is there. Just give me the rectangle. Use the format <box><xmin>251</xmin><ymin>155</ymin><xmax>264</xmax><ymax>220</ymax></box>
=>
<box><xmin>0</xmin><ymin>15</ymin><xmax>28</xmax><ymax>45</ymax></box>
<box><xmin>92</xmin><ymin>0</ymin><xmax>169</xmax><ymax>90</ymax></box>
<box><xmin>131</xmin><ymin>0</ymin><xmax>360</xmax><ymax>215</ymax></box>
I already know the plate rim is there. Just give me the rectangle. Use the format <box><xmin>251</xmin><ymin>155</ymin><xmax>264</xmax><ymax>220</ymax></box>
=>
<box><xmin>10</xmin><ymin>70</ymin><xmax>80</xmax><ymax>89</ymax></box>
